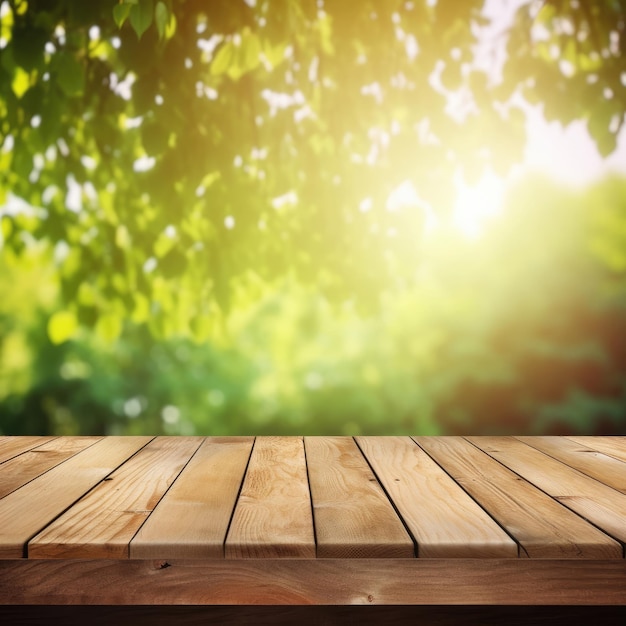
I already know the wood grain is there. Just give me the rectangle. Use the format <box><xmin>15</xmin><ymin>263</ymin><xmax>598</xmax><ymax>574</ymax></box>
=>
<box><xmin>356</xmin><ymin>437</ymin><xmax>517</xmax><ymax>558</ymax></box>
<box><xmin>414</xmin><ymin>436</ymin><xmax>621</xmax><ymax>558</ymax></box>
<box><xmin>29</xmin><ymin>437</ymin><xmax>202</xmax><ymax>559</ymax></box>
<box><xmin>131</xmin><ymin>437</ymin><xmax>254</xmax><ymax>559</ymax></box>
<box><xmin>225</xmin><ymin>437</ymin><xmax>315</xmax><ymax>558</ymax></box>
<box><xmin>305</xmin><ymin>437</ymin><xmax>414</xmax><ymax>558</ymax></box>
<box><xmin>1</xmin><ymin>559</ymin><xmax>625</xmax><ymax>605</ymax></box>
<box><xmin>567</xmin><ymin>436</ymin><xmax>626</xmax><ymax>465</ymax></box>
<box><xmin>469</xmin><ymin>436</ymin><xmax>626</xmax><ymax>544</ymax></box>
<box><xmin>0</xmin><ymin>436</ymin><xmax>152</xmax><ymax>558</ymax></box>
<box><xmin>1</xmin><ymin>436</ymin><xmax>625</xmax><ymax>608</ymax></box>
<box><xmin>0</xmin><ymin>437</ymin><xmax>101</xmax><ymax>500</ymax></box>
<box><xmin>517</xmin><ymin>436</ymin><xmax>626</xmax><ymax>494</ymax></box>
<box><xmin>0</xmin><ymin>437</ymin><xmax>55</xmax><ymax>464</ymax></box>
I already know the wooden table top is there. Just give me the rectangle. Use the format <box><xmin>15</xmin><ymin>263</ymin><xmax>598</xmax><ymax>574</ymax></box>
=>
<box><xmin>0</xmin><ymin>435</ymin><xmax>625</xmax><ymax>561</ymax></box>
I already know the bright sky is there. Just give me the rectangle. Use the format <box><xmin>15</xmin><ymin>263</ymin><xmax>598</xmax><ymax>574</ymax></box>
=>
<box><xmin>522</xmin><ymin>106</ymin><xmax>626</xmax><ymax>186</ymax></box>
<box><xmin>389</xmin><ymin>0</ymin><xmax>626</xmax><ymax>239</ymax></box>
<box><xmin>452</xmin><ymin>109</ymin><xmax>626</xmax><ymax>234</ymax></box>
<box><xmin>450</xmin><ymin>0</ymin><xmax>626</xmax><ymax>238</ymax></box>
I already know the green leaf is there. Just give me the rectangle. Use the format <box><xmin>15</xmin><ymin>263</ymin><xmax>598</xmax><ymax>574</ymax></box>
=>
<box><xmin>11</xmin><ymin>66</ymin><xmax>30</xmax><ymax>99</ymax></box>
<box><xmin>131</xmin><ymin>292</ymin><xmax>150</xmax><ymax>323</ymax></box>
<box><xmin>227</xmin><ymin>49</ymin><xmax>245</xmax><ymax>80</ymax></box>
<box><xmin>155</xmin><ymin>2</ymin><xmax>168</xmax><ymax>40</ymax></box>
<box><xmin>154</xmin><ymin>231</ymin><xmax>175</xmax><ymax>258</ymax></box>
<box><xmin>262</xmin><ymin>39</ymin><xmax>287</xmax><ymax>69</ymax></box>
<box><xmin>217</xmin><ymin>29</ymin><xmax>262</xmax><ymax>80</ymax></box>
<box><xmin>129</xmin><ymin>0</ymin><xmax>154</xmax><ymax>40</ymax></box>
<box><xmin>48</xmin><ymin>310</ymin><xmax>78</xmax><ymax>344</ymax></box>
<box><xmin>96</xmin><ymin>312</ymin><xmax>123</xmax><ymax>342</ymax></box>
<box><xmin>241</xmin><ymin>29</ymin><xmax>261</xmax><ymax>74</ymax></box>
<box><xmin>211</xmin><ymin>40</ymin><xmax>234</xmax><ymax>76</ymax></box>
<box><xmin>113</xmin><ymin>3</ymin><xmax>132</xmax><ymax>29</ymax></box>
<box><xmin>1</xmin><ymin>214</ymin><xmax>12</xmax><ymax>239</ymax></box>
<box><xmin>165</xmin><ymin>11</ymin><xmax>177</xmax><ymax>38</ymax></box>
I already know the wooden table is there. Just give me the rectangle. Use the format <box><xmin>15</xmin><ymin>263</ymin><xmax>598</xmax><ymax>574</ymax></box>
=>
<box><xmin>0</xmin><ymin>435</ymin><xmax>625</xmax><ymax>608</ymax></box>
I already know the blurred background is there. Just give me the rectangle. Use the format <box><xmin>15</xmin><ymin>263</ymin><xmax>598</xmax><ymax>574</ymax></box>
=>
<box><xmin>1</xmin><ymin>0</ymin><xmax>625</xmax><ymax>435</ymax></box>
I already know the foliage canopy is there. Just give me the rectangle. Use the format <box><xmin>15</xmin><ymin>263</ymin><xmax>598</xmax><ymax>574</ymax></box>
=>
<box><xmin>2</xmin><ymin>174</ymin><xmax>625</xmax><ymax>435</ymax></box>
<box><xmin>1</xmin><ymin>0</ymin><xmax>625</xmax><ymax>338</ymax></box>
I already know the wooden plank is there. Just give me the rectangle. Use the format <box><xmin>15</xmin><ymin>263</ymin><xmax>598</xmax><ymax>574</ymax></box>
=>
<box><xmin>355</xmin><ymin>437</ymin><xmax>517</xmax><ymax>558</ymax></box>
<box><xmin>0</xmin><ymin>437</ymin><xmax>101</xmax><ymax>499</ymax></box>
<box><xmin>469</xmin><ymin>436</ymin><xmax>626</xmax><ymax>545</ymax></box>
<box><xmin>29</xmin><ymin>437</ymin><xmax>203</xmax><ymax>559</ymax></box>
<box><xmin>225</xmin><ymin>436</ymin><xmax>315</xmax><ymax>558</ymax></box>
<box><xmin>0</xmin><ymin>437</ymin><xmax>55</xmax><ymax>464</ymax></box>
<box><xmin>304</xmin><ymin>436</ymin><xmax>414</xmax><ymax>558</ymax></box>
<box><xmin>0</xmin><ymin>437</ymin><xmax>152</xmax><ymax>558</ymax></box>
<box><xmin>1</xmin><ymin>559</ymin><xmax>625</xmax><ymax>605</ymax></box>
<box><xmin>518</xmin><ymin>436</ymin><xmax>626</xmax><ymax>494</ymax></box>
<box><xmin>567</xmin><ymin>436</ymin><xmax>626</xmax><ymax>465</ymax></box>
<box><xmin>130</xmin><ymin>437</ymin><xmax>254</xmax><ymax>559</ymax></box>
<box><xmin>414</xmin><ymin>437</ymin><xmax>622</xmax><ymax>559</ymax></box>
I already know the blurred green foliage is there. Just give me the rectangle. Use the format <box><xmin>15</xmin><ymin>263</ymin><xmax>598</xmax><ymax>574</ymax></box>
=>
<box><xmin>1</xmin><ymin>0</ymin><xmax>625</xmax><ymax>329</ymax></box>
<box><xmin>2</xmin><ymin>175</ymin><xmax>625</xmax><ymax>435</ymax></box>
<box><xmin>1</xmin><ymin>1</ymin><xmax>626</xmax><ymax>434</ymax></box>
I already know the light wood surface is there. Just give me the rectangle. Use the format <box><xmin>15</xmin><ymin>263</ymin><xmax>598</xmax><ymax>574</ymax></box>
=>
<box><xmin>0</xmin><ymin>437</ymin><xmax>100</xmax><ymax>499</ymax></box>
<box><xmin>0</xmin><ymin>437</ymin><xmax>55</xmax><ymax>464</ymax></box>
<box><xmin>469</xmin><ymin>436</ymin><xmax>626</xmax><ymax>544</ymax></box>
<box><xmin>1</xmin><ymin>436</ymin><xmax>626</xmax><ymax>606</ymax></box>
<box><xmin>131</xmin><ymin>437</ymin><xmax>254</xmax><ymax>559</ymax></box>
<box><xmin>29</xmin><ymin>437</ymin><xmax>202</xmax><ymax>558</ymax></box>
<box><xmin>0</xmin><ymin>436</ymin><xmax>152</xmax><ymax>558</ymax></box>
<box><xmin>0</xmin><ymin>435</ymin><xmax>624</xmax><ymax>567</ymax></box>
<box><xmin>517</xmin><ymin>435</ymin><xmax>626</xmax><ymax>494</ymax></box>
<box><xmin>356</xmin><ymin>436</ymin><xmax>517</xmax><ymax>557</ymax></box>
<box><xmin>225</xmin><ymin>437</ymin><xmax>315</xmax><ymax>558</ymax></box>
<box><xmin>567</xmin><ymin>436</ymin><xmax>626</xmax><ymax>464</ymax></box>
<box><xmin>305</xmin><ymin>436</ymin><xmax>414</xmax><ymax>558</ymax></box>
<box><xmin>414</xmin><ymin>436</ymin><xmax>622</xmax><ymax>558</ymax></box>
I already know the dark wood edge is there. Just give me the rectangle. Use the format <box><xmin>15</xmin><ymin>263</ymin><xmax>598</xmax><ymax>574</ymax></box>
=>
<box><xmin>1</xmin><ymin>559</ymin><xmax>625</xmax><ymax>606</ymax></box>
<box><xmin>2</xmin><ymin>605</ymin><xmax>626</xmax><ymax>626</ymax></box>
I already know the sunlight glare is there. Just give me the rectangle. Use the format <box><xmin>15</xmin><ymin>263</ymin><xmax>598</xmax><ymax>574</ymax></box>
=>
<box><xmin>386</xmin><ymin>173</ymin><xmax>505</xmax><ymax>242</ymax></box>
<box><xmin>386</xmin><ymin>180</ymin><xmax>438</xmax><ymax>235</ymax></box>
<box><xmin>453</xmin><ymin>170</ymin><xmax>504</xmax><ymax>239</ymax></box>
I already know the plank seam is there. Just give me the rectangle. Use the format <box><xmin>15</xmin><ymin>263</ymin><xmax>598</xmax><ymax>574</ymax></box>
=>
<box><xmin>515</xmin><ymin>436</ymin><xmax>626</xmax><ymax>495</ymax></box>
<box><xmin>352</xmin><ymin>437</ymin><xmax>418</xmax><ymax>558</ymax></box>
<box><xmin>0</xmin><ymin>437</ymin><xmax>103</xmax><ymax>502</ymax></box>
<box><xmin>302</xmin><ymin>438</ymin><xmax>319</xmax><ymax>558</ymax></box>
<box><xmin>222</xmin><ymin>436</ymin><xmax>257</xmax><ymax>558</ymax></box>
<box><xmin>410</xmin><ymin>437</ymin><xmax>525</xmax><ymax>558</ymax></box>
<box><xmin>0</xmin><ymin>437</ymin><xmax>59</xmax><ymax>466</ymax></box>
<box><xmin>23</xmin><ymin>436</ymin><xmax>157</xmax><ymax>559</ymax></box>
<box><xmin>563</xmin><ymin>436</ymin><xmax>626</xmax><ymax>465</ymax></box>
<box><xmin>464</xmin><ymin>437</ymin><xmax>626</xmax><ymax>559</ymax></box>
<box><xmin>127</xmin><ymin>437</ymin><xmax>208</xmax><ymax>557</ymax></box>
